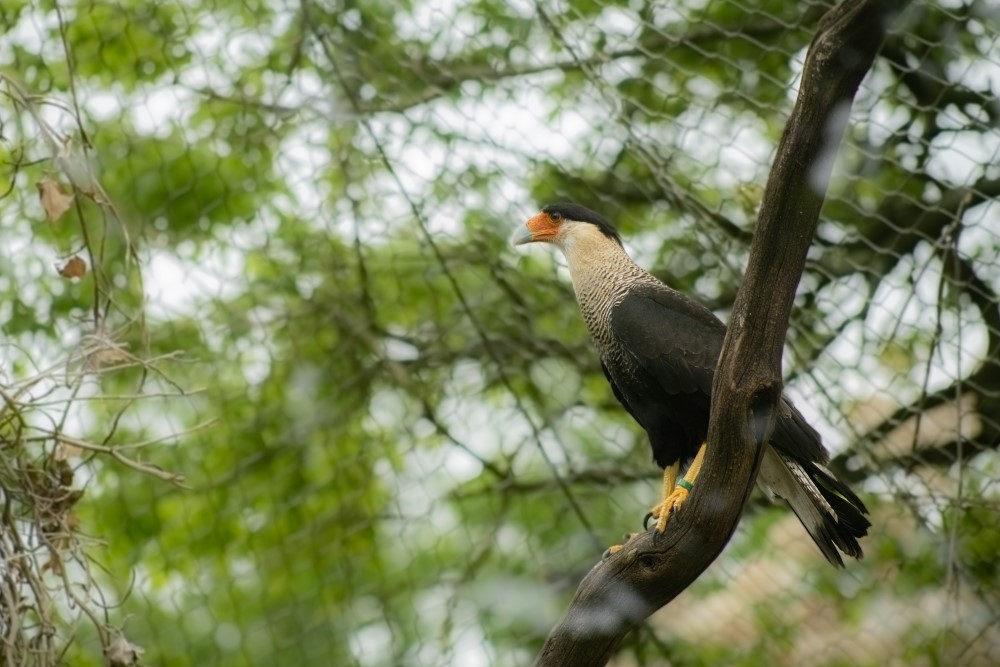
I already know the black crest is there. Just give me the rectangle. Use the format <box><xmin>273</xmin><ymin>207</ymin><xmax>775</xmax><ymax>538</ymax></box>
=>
<box><xmin>542</xmin><ymin>203</ymin><xmax>622</xmax><ymax>245</ymax></box>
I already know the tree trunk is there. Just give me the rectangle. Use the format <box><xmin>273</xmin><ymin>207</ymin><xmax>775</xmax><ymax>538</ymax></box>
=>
<box><xmin>532</xmin><ymin>1</ymin><xmax>910</xmax><ymax>665</ymax></box>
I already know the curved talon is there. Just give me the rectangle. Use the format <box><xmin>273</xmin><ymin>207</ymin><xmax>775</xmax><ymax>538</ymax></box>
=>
<box><xmin>647</xmin><ymin>485</ymin><xmax>690</xmax><ymax>534</ymax></box>
<box><xmin>643</xmin><ymin>511</ymin><xmax>654</xmax><ymax>530</ymax></box>
<box><xmin>603</xmin><ymin>532</ymin><xmax>640</xmax><ymax>559</ymax></box>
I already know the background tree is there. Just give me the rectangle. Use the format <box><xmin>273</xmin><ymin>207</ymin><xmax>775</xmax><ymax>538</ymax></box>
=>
<box><xmin>0</xmin><ymin>0</ymin><xmax>997</xmax><ymax>665</ymax></box>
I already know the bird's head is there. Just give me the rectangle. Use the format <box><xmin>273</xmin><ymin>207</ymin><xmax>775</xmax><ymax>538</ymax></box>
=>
<box><xmin>511</xmin><ymin>203</ymin><xmax>622</xmax><ymax>250</ymax></box>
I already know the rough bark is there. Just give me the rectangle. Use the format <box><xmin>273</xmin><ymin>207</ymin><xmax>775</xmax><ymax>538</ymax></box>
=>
<box><xmin>531</xmin><ymin>1</ymin><xmax>910</xmax><ymax>665</ymax></box>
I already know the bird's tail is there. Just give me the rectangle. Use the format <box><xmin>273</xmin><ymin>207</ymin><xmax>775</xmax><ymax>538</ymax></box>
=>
<box><xmin>757</xmin><ymin>445</ymin><xmax>870</xmax><ymax>567</ymax></box>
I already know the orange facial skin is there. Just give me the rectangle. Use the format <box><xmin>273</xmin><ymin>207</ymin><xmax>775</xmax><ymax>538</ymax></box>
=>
<box><xmin>512</xmin><ymin>211</ymin><xmax>562</xmax><ymax>245</ymax></box>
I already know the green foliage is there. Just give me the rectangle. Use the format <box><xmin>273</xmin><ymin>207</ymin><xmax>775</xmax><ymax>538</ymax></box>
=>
<box><xmin>47</xmin><ymin>2</ymin><xmax>193</xmax><ymax>90</ymax></box>
<box><xmin>2</xmin><ymin>0</ymin><xmax>998</xmax><ymax>665</ymax></box>
<box><xmin>95</xmin><ymin>125</ymin><xmax>281</xmax><ymax>237</ymax></box>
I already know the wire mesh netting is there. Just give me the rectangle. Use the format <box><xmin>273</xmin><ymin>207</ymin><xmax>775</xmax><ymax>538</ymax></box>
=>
<box><xmin>1</xmin><ymin>0</ymin><xmax>999</xmax><ymax>665</ymax></box>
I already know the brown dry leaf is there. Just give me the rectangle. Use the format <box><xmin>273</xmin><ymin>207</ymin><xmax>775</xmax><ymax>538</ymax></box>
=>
<box><xmin>58</xmin><ymin>255</ymin><xmax>87</xmax><ymax>279</ymax></box>
<box><xmin>55</xmin><ymin>442</ymin><xmax>84</xmax><ymax>461</ymax></box>
<box><xmin>87</xmin><ymin>344</ymin><xmax>130</xmax><ymax>369</ymax></box>
<box><xmin>37</xmin><ymin>177</ymin><xmax>74</xmax><ymax>222</ymax></box>
<box><xmin>105</xmin><ymin>632</ymin><xmax>145</xmax><ymax>667</ymax></box>
<box><xmin>40</xmin><ymin>557</ymin><xmax>65</xmax><ymax>577</ymax></box>
<box><xmin>64</xmin><ymin>511</ymin><xmax>81</xmax><ymax>532</ymax></box>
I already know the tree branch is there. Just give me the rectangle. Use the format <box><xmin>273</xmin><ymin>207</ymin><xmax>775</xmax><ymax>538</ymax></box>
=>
<box><xmin>355</xmin><ymin>18</ymin><xmax>804</xmax><ymax>115</ymax></box>
<box><xmin>532</xmin><ymin>1</ymin><xmax>908</xmax><ymax>665</ymax></box>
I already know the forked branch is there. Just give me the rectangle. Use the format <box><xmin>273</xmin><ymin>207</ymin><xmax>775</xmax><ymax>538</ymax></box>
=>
<box><xmin>532</xmin><ymin>1</ymin><xmax>910</xmax><ymax>665</ymax></box>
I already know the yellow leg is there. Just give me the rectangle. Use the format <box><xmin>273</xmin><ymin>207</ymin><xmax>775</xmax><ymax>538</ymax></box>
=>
<box><xmin>684</xmin><ymin>442</ymin><xmax>707</xmax><ymax>485</ymax></box>
<box><xmin>648</xmin><ymin>443</ymin><xmax>707</xmax><ymax>533</ymax></box>
<box><xmin>661</xmin><ymin>461</ymin><xmax>679</xmax><ymax>502</ymax></box>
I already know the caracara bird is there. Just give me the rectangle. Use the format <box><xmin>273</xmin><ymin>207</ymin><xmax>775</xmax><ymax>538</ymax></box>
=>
<box><xmin>512</xmin><ymin>203</ymin><xmax>870</xmax><ymax>566</ymax></box>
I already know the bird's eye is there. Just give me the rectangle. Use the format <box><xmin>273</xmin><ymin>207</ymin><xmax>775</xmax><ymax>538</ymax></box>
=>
<box><xmin>549</xmin><ymin>212</ymin><xmax>562</xmax><ymax>223</ymax></box>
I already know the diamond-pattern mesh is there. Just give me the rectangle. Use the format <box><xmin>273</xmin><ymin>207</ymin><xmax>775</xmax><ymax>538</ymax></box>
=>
<box><xmin>0</xmin><ymin>1</ymin><xmax>997</xmax><ymax>665</ymax></box>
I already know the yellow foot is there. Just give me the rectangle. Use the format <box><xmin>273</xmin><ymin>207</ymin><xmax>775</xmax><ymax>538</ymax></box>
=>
<box><xmin>645</xmin><ymin>444</ymin><xmax>705</xmax><ymax>534</ymax></box>
<box><xmin>645</xmin><ymin>482</ymin><xmax>691</xmax><ymax>533</ymax></box>
<box><xmin>602</xmin><ymin>533</ymin><xmax>640</xmax><ymax>559</ymax></box>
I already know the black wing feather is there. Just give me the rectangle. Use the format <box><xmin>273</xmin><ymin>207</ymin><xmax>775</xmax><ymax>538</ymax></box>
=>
<box><xmin>610</xmin><ymin>285</ymin><xmax>724</xmax><ymax>396</ymax></box>
<box><xmin>606</xmin><ymin>285</ymin><xmax>724</xmax><ymax>466</ymax></box>
<box><xmin>600</xmin><ymin>360</ymin><xmax>633</xmax><ymax>415</ymax></box>
<box><xmin>606</xmin><ymin>283</ymin><xmax>828</xmax><ymax>466</ymax></box>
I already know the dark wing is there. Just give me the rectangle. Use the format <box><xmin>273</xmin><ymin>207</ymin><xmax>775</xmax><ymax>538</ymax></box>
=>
<box><xmin>600</xmin><ymin>360</ymin><xmax>633</xmax><ymax>410</ymax></box>
<box><xmin>610</xmin><ymin>284</ymin><xmax>726</xmax><ymax>398</ymax></box>
<box><xmin>610</xmin><ymin>283</ymin><xmax>829</xmax><ymax>466</ymax></box>
<box><xmin>773</xmin><ymin>397</ymin><xmax>829</xmax><ymax>464</ymax></box>
<box><xmin>607</xmin><ymin>284</ymin><xmax>725</xmax><ymax>465</ymax></box>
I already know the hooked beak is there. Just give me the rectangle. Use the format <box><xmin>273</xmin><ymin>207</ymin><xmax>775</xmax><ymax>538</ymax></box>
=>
<box><xmin>510</xmin><ymin>225</ymin><xmax>535</xmax><ymax>246</ymax></box>
<box><xmin>510</xmin><ymin>212</ymin><xmax>558</xmax><ymax>246</ymax></box>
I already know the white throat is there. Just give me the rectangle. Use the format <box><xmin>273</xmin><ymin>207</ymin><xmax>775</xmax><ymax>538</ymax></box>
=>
<box><xmin>555</xmin><ymin>222</ymin><xmax>648</xmax><ymax>319</ymax></box>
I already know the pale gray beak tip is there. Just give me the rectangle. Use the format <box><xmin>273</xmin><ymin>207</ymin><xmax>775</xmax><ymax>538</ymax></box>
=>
<box><xmin>510</xmin><ymin>225</ymin><xmax>534</xmax><ymax>247</ymax></box>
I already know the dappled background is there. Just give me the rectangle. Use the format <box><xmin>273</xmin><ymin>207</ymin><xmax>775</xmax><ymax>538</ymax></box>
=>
<box><xmin>1</xmin><ymin>0</ymin><xmax>999</xmax><ymax>665</ymax></box>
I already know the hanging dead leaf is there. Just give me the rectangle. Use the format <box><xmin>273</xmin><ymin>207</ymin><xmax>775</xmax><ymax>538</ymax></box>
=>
<box><xmin>37</xmin><ymin>177</ymin><xmax>74</xmax><ymax>222</ymax></box>
<box><xmin>40</xmin><ymin>557</ymin><xmax>66</xmax><ymax>577</ymax></box>
<box><xmin>64</xmin><ymin>511</ymin><xmax>82</xmax><ymax>532</ymax></box>
<box><xmin>58</xmin><ymin>256</ymin><xmax>87</xmax><ymax>279</ymax></box>
<box><xmin>104</xmin><ymin>632</ymin><xmax>145</xmax><ymax>667</ymax></box>
<box><xmin>55</xmin><ymin>442</ymin><xmax>84</xmax><ymax>461</ymax></box>
<box><xmin>87</xmin><ymin>342</ymin><xmax>131</xmax><ymax>369</ymax></box>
